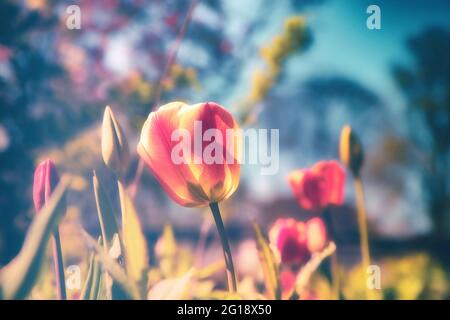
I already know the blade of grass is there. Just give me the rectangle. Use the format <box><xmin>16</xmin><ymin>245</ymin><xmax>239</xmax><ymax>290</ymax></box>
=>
<box><xmin>82</xmin><ymin>230</ymin><xmax>141</xmax><ymax>300</ymax></box>
<box><xmin>80</xmin><ymin>237</ymin><xmax>103</xmax><ymax>300</ymax></box>
<box><xmin>252</xmin><ymin>222</ymin><xmax>281</xmax><ymax>300</ymax></box>
<box><xmin>295</xmin><ymin>241</ymin><xmax>336</xmax><ymax>298</ymax></box>
<box><xmin>0</xmin><ymin>178</ymin><xmax>70</xmax><ymax>299</ymax></box>
<box><xmin>93</xmin><ymin>171</ymin><xmax>120</xmax><ymax>248</ymax></box>
<box><xmin>147</xmin><ymin>269</ymin><xmax>193</xmax><ymax>300</ymax></box>
<box><xmin>80</xmin><ymin>251</ymin><xmax>95</xmax><ymax>300</ymax></box>
<box><xmin>118</xmin><ymin>181</ymin><xmax>149</xmax><ymax>296</ymax></box>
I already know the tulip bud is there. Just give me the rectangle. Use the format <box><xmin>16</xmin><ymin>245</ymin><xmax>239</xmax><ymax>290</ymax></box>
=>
<box><xmin>33</xmin><ymin>159</ymin><xmax>61</xmax><ymax>212</ymax></box>
<box><xmin>101</xmin><ymin>106</ymin><xmax>130</xmax><ymax>178</ymax></box>
<box><xmin>339</xmin><ymin>125</ymin><xmax>364</xmax><ymax>176</ymax></box>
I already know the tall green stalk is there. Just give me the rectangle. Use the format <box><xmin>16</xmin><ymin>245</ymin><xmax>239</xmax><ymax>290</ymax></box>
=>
<box><xmin>353</xmin><ymin>176</ymin><xmax>376</xmax><ymax>300</ymax></box>
<box><xmin>52</xmin><ymin>228</ymin><xmax>66</xmax><ymax>300</ymax></box>
<box><xmin>209</xmin><ymin>202</ymin><xmax>237</xmax><ymax>293</ymax></box>
<box><xmin>323</xmin><ymin>208</ymin><xmax>340</xmax><ymax>300</ymax></box>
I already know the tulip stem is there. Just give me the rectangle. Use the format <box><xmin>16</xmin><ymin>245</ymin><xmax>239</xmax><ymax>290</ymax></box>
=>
<box><xmin>209</xmin><ymin>202</ymin><xmax>237</xmax><ymax>293</ymax></box>
<box><xmin>323</xmin><ymin>209</ymin><xmax>340</xmax><ymax>300</ymax></box>
<box><xmin>354</xmin><ymin>175</ymin><xmax>375</xmax><ymax>300</ymax></box>
<box><xmin>52</xmin><ymin>228</ymin><xmax>67</xmax><ymax>300</ymax></box>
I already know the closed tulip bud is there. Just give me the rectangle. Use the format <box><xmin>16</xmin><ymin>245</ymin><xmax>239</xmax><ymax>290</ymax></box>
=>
<box><xmin>33</xmin><ymin>159</ymin><xmax>61</xmax><ymax>212</ymax></box>
<box><xmin>102</xmin><ymin>106</ymin><xmax>130</xmax><ymax>178</ymax></box>
<box><xmin>340</xmin><ymin>125</ymin><xmax>364</xmax><ymax>176</ymax></box>
<box><xmin>137</xmin><ymin>101</ymin><xmax>241</xmax><ymax>207</ymax></box>
<box><xmin>306</xmin><ymin>217</ymin><xmax>327</xmax><ymax>253</ymax></box>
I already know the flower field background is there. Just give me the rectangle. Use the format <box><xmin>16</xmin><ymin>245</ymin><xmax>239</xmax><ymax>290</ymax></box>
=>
<box><xmin>0</xmin><ymin>0</ymin><xmax>450</xmax><ymax>300</ymax></box>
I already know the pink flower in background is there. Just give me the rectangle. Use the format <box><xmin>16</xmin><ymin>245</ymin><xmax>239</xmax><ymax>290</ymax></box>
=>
<box><xmin>33</xmin><ymin>159</ymin><xmax>60</xmax><ymax>212</ymax></box>
<box><xmin>269</xmin><ymin>218</ymin><xmax>310</xmax><ymax>265</ymax></box>
<box><xmin>0</xmin><ymin>45</ymin><xmax>12</xmax><ymax>62</ymax></box>
<box><xmin>287</xmin><ymin>160</ymin><xmax>345</xmax><ymax>212</ymax></box>
<box><xmin>313</xmin><ymin>160</ymin><xmax>345</xmax><ymax>205</ymax></box>
<box><xmin>270</xmin><ymin>217</ymin><xmax>329</xmax><ymax>266</ymax></box>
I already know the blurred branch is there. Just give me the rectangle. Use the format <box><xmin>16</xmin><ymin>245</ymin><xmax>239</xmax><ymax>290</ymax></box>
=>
<box><xmin>129</xmin><ymin>0</ymin><xmax>200</xmax><ymax>198</ymax></box>
<box><xmin>151</xmin><ymin>0</ymin><xmax>200</xmax><ymax>111</ymax></box>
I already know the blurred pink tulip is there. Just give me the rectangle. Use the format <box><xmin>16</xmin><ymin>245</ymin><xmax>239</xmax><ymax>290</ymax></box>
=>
<box><xmin>270</xmin><ymin>217</ymin><xmax>329</xmax><ymax>267</ymax></box>
<box><xmin>287</xmin><ymin>160</ymin><xmax>345</xmax><ymax>212</ymax></box>
<box><xmin>33</xmin><ymin>159</ymin><xmax>60</xmax><ymax>212</ymax></box>
<box><xmin>269</xmin><ymin>218</ymin><xmax>310</xmax><ymax>265</ymax></box>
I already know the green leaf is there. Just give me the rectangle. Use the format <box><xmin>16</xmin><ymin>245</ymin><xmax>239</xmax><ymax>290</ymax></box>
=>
<box><xmin>158</xmin><ymin>224</ymin><xmax>177</xmax><ymax>257</ymax></box>
<box><xmin>147</xmin><ymin>270</ymin><xmax>193</xmax><ymax>300</ymax></box>
<box><xmin>80</xmin><ymin>238</ymin><xmax>102</xmax><ymax>300</ymax></box>
<box><xmin>0</xmin><ymin>178</ymin><xmax>70</xmax><ymax>299</ymax></box>
<box><xmin>108</xmin><ymin>233</ymin><xmax>131</xmax><ymax>300</ymax></box>
<box><xmin>193</xmin><ymin>260</ymin><xmax>225</xmax><ymax>280</ymax></box>
<box><xmin>118</xmin><ymin>181</ymin><xmax>149</xmax><ymax>287</ymax></box>
<box><xmin>252</xmin><ymin>222</ymin><xmax>281</xmax><ymax>300</ymax></box>
<box><xmin>93</xmin><ymin>171</ymin><xmax>119</xmax><ymax>248</ymax></box>
<box><xmin>79</xmin><ymin>252</ymin><xmax>95</xmax><ymax>300</ymax></box>
<box><xmin>93</xmin><ymin>173</ymin><xmax>130</xmax><ymax>300</ymax></box>
<box><xmin>82</xmin><ymin>230</ymin><xmax>140</xmax><ymax>300</ymax></box>
<box><xmin>295</xmin><ymin>241</ymin><xmax>336</xmax><ymax>297</ymax></box>
<box><xmin>157</xmin><ymin>224</ymin><xmax>178</xmax><ymax>277</ymax></box>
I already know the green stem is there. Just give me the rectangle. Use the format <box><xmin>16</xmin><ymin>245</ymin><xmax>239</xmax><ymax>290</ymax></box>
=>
<box><xmin>209</xmin><ymin>202</ymin><xmax>237</xmax><ymax>293</ymax></box>
<box><xmin>52</xmin><ymin>228</ymin><xmax>67</xmax><ymax>300</ymax></box>
<box><xmin>354</xmin><ymin>176</ymin><xmax>375</xmax><ymax>300</ymax></box>
<box><xmin>323</xmin><ymin>208</ymin><xmax>340</xmax><ymax>300</ymax></box>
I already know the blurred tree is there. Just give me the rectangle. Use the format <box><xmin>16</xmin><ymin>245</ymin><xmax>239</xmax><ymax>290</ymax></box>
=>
<box><xmin>0</xmin><ymin>0</ymin><xmax>63</xmax><ymax>264</ymax></box>
<box><xmin>0</xmin><ymin>0</ymin><xmax>241</xmax><ymax>263</ymax></box>
<box><xmin>392</xmin><ymin>27</ymin><xmax>450</xmax><ymax>236</ymax></box>
<box><xmin>259</xmin><ymin>76</ymin><xmax>384</xmax><ymax>158</ymax></box>
<box><xmin>238</xmin><ymin>16</ymin><xmax>313</xmax><ymax>124</ymax></box>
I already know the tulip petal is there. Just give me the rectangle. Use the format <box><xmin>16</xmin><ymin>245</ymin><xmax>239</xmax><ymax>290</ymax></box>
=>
<box><xmin>312</xmin><ymin>160</ymin><xmax>345</xmax><ymax>206</ymax></box>
<box><xmin>178</xmin><ymin>102</ymin><xmax>240</xmax><ymax>202</ymax></box>
<box><xmin>137</xmin><ymin>102</ymin><xmax>209</xmax><ymax>207</ymax></box>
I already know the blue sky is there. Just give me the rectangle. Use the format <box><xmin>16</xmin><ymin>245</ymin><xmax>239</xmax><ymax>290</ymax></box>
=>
<box><xmin>289</xmin><ymin>0</ymin><xmax>450</xmax><ymax>118</ymax></box>
<box><xmin>221</xmin><ymin>0</ymin><xmax>450</xmax><ymax>122</ymax></box>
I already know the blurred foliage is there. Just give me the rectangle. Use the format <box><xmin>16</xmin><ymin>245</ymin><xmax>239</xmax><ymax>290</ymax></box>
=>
<box><xmin>238</xmin><ymin>16</ymin><xmax>312</xmax><ymax>124</ymax></box>
<box><xmin>0</xmin><ymin>0</ymin><xmax>224</xmax><ymax>263</ymax></box>
<box><xmin>343</xmin><ymin>254</ymin><xmax>449</xmax><ymax>300</ymax></box>
<box><xmin>392</xmin><ymin>27</ymin><xmax>450</xmax><ymax>236</ymax></box>
<box><xmin>0</xmin><ymin>179</ymin><xmax>69</xmax><ymax>299</ymax></box>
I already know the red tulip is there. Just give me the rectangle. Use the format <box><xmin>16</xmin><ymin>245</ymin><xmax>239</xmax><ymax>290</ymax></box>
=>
<box><xmin>306</xmin><ymin>217</ymin><xmax>327</xmax><ymax>253</ymax></box>
<box><xmin>287</xmin><ymin>160</ymin><xmax>345</xmax><ymax>212</ymax></box>
<box><xmin>269</xmin><ymin>218</ymin><xmax>310</xmax><ymax>265</ymax></box>
<box><xmin>33</xmin><ymin>159</ymin><xmax>61</xmax><ymax>212</ymax></box>
<box><xmin>137</xmin><ymin>101</ymin><xmax>241</xmax><ymax>207</ymax></box>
